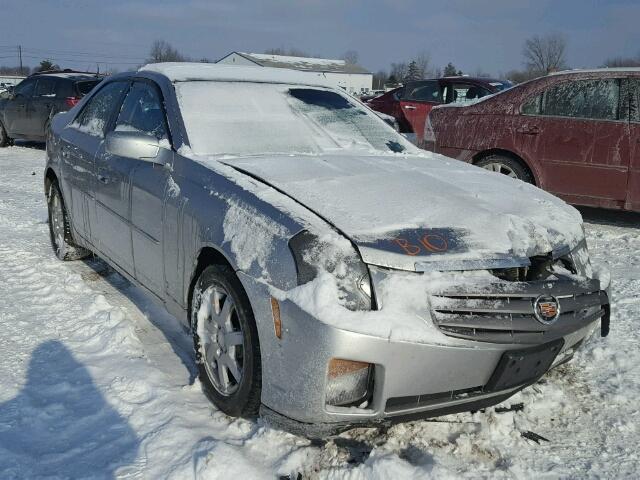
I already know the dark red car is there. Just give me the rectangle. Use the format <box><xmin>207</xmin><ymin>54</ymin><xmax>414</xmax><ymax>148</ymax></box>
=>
<box><xmin>427</xmin><ymin>69</ymin><xmax>640</xmax><ymax>212</ymax></box>
<box><xmin>366</xmin><ymin>77</ymin><xmax>512</xmax><ymax>144</ymax></box>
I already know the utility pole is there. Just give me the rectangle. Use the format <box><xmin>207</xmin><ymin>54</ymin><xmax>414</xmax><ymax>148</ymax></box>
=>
<box><xmin>18</xmin><ymin>45</ymin><xmax>23</xmax><ymax>75</ymax></box>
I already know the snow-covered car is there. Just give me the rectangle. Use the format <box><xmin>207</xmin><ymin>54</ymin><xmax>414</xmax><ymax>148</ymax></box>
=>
<box><xmin>44</xmin><ymin>63</ymin><xmax>611</xmax><ymax>438</ymax></box>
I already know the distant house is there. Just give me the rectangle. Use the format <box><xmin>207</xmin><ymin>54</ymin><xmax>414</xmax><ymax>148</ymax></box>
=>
<box><xmin>216</xmin><ymin>52</ymin><xmax>373</xmax><ymax>95</ymax></box>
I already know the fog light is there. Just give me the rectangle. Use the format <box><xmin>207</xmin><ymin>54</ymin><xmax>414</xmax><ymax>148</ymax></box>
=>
<box><xmin>326</xmin><ymin>359</ymin><xmax>373</xmax><ymax>407</ymax></box>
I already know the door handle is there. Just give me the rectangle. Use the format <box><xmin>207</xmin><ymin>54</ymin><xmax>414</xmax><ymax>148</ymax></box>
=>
<box><xmin>516</xmin><ymin>125</ymin><xmax>540</xmax><ymax>135</ymax></box>
<box><xmin>403</xmin><ymin>105</ymin><xmax>417</xmax><ymax>110</ymax></box>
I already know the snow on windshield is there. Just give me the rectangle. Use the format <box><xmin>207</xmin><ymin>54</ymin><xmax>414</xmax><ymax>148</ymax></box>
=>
<box><xmin>175</xmin><ymin>82</ymin><xmax>412</xmax><ymax>156</ymax></box>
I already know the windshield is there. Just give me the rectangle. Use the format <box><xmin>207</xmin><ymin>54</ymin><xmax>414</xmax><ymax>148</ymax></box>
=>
<box><xmin>175</xmin><ymin>81</ymin><xmax>416</xmax><ymax>156</ymax></box>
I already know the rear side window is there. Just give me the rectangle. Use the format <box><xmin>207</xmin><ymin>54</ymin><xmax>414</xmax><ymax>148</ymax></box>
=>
<box><xmin>115</xmin><ymin>81</ymin><xmax>168</xmax><ymax>140</ymax></box>
<box><xmin>404</xmin><ymin>81</ymin><xmax>441</xmax><ymax>102</ymax></box>
<box><xmin>542</xmin><ymin>79</ymin><xmax>620</xmax><ymax>121</ymax></box>
<box><xmin>72</xmin><ymin>81</ymin><xmax>129</xmax><ymax>137</ymax></box>
<box><xmin>75</xmin><ymin>80</ymin><xmax>101</xmax><ymax>97</ymax></box>
<box><xmin>35</xmin><ymin>78</ymin><xmax>57</xmax><ymax>97</ymax></box>
<box><xmin>13</xmin><ymin>78</ymin><xmax>36</xmax><ymax>98</ymax></box>
<box><xmin>449</xmin><ymin>83</ymin><xmax>491</xmax><ymax>104</ymax></box>
<box><xmin>522</xmin><ymin>94</ymin><xmax>543</xmax><ymax>115</ymax></box>
<box><xmin>631</xmin><ymin>79</ymin><xmax>640</xmax><ymax>123</ymax></box>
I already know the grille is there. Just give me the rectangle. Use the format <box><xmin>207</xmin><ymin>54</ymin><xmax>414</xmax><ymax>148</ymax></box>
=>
<box><xmin>430</xmin><ymin>278</ymin><xmax>607</xmax><ymax>344</ymax></box>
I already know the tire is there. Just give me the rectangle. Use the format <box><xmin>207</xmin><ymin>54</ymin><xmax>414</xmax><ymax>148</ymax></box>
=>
<box><xmin>0</xmin><ymin>120</ymin><xmax>10</xmax><ymax>147</ymax></box>
<box><xmin>191</xmin><ymin>264</ymin><xmax>262</xmax><ymax>418</ymax></box>
<box><xmin>47</xmin><ymin>181</ymin><xmax>91</xmax><ymax>261</ymax></box>
<box><xmin>476</xmin><ymin>154</ymin><xmax>534</xmax><ymax>184</ymax></box>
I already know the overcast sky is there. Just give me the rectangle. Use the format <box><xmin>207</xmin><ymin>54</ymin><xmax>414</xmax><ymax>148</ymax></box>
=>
<box><xmin>1</xmin><ymin>0</ymin><xmax>639</xmax><ymax>75</ymax></box>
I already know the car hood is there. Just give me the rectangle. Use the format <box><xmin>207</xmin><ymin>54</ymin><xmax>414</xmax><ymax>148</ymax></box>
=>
<box><xmin>220</xmin><ymin>153</ymin><xmax>584</xmax><ymax>271</ymax></box>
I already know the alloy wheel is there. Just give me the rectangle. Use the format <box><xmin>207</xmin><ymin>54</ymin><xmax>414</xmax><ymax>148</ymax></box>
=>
<box><xmin>481</xmin><ymin>162</ymin><xmax>518</xmax><ymax>178</ymax></box>
<box><xmin>50</xmin><ymin>191</ymin><xmax>66</xmax><ymax>256</ymax></box>
<box><xmin>197</xmin><ymin>285</ymin><xmax>245</xmax><ymax>396</ymax></box>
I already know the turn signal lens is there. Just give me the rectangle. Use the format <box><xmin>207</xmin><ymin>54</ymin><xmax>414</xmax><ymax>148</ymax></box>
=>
<box><xmin>270</xmin><ymin>297</ymin><xmax>282</xmax><ymax>339</ymax></box>
<box><xmin>326</xmin><ymin>359</ymin><xmax>373</xmax><ymax>407</ymax></box>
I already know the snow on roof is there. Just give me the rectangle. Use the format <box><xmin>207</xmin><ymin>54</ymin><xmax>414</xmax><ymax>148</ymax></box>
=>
<box><xmin>140</xmin><ymin>62</ymin><xmax>334</xmax><ymax>87</ymax></box>
<box><xmin>230</xmin><ymin>52</ymin><xmax>371</xmax><ymax>74</ymax></box>
<box><xmin>551</xmin><ymin>67</ymin><xmax>640</xmax><ymax>76</ymax></box>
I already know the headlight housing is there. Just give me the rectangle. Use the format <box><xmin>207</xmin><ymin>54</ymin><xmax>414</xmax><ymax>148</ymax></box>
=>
<box><xmin>289</xmin><ymin>230</ymin><xmax>373</xmax><ymax>311</ymax></box>
<box><xmin>567</xmin><ymin>238</ymin><xmax>592</xmax><ymax>278</ymax></box>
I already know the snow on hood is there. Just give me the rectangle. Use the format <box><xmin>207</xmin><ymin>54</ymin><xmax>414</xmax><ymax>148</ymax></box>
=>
<box><xmin>219</xmin><ymin>152</ymin><xmax>584</xmax><ymax>271</ymax></box>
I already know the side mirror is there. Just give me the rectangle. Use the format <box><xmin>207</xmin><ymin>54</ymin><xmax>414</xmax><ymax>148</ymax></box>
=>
<box><xmin>105</xmin><ymin>130</ymin><xmax>164</xmax><ymax>163</ymax></box>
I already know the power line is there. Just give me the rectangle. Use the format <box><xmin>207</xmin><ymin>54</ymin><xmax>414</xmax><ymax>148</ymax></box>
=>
<box><xmin>21</xmin><ymin>47</ymin><xmax>147</xmax><ymax>61</ymax></box>
<box><xmin>20</xmin><ymin>54</ymin><xmax>143</xmax><ymax>65</ymax></box>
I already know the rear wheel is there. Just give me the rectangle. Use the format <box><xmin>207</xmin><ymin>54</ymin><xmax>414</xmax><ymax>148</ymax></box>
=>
<box><xmin>47</xmin><ymin>181</ymin><xmax>90</xmax><ymax>261</ymax></box>
<box><xmin>476</xmin><ymin>154</ymin><xmax>534</xmax><ymax>184</ymax></box>
<box><xmin>0</xmin><ymin>121</ymin><xmax>10</xmax><ymax>147</ymax></box>
<box><xmin>191</xmin><ymin>264</ymin><xmax>262</xmax><ymax>418</ymax></box>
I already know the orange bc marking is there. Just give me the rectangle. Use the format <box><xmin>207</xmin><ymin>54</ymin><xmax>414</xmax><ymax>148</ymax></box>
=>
<box><xmin>393</xmin><ymin>232</ymin><xmax>450</xmax><ymax>256</ymax></box>
<box><xmin>394</xmin><ymin>238</ymin><xmax>421</xmax><ymax>256</ymax></box>
<box><xmin>420</xmin><ymin>233</ymin><xmax>448</xmax><ymax>252</ymax></box>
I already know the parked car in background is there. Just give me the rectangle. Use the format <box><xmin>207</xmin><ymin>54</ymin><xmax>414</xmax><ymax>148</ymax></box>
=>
<box><xmin>0</xmin><ymin>70</ymin><xmax>102</xmax><ymax>146</ymax></box>
<box><xmin>360</xmin><ymin>89</ymin><xmax>385</xmax><ymax>102</ymax></box>
<box><xmin>44</xmin><ymin>63</ymin><xmax>609</xmax><ymax>437</ymax></box>
<box><xmin>366</xmin><ymin>76</ymin><xmax>512</xmax><ymax>143</ymax></box>
<box><xmin>427</xmin><ymin>69</ymin><xmax>640</xmax><ymax>212</ymax></box>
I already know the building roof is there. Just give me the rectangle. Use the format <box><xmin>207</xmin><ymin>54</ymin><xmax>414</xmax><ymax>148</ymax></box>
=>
<box><xmin>221</xmin><ymin>52</ymin><xmax>371</xmax><ymax>75</ymax></box>
<box><xmin>140</xmin><ymin>62</ymin><xmax>334</xmax><ymax>88</ymax></box>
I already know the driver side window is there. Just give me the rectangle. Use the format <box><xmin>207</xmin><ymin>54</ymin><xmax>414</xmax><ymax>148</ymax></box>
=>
<box><xmin>72</xmin><ymin>81</ymin><xmax>129</xmax><ymax>138</ymax></box>
<box><xmin>114</xmin><ymin>81</ymin><xmax>169</xmax><ymax>141</ymax></box>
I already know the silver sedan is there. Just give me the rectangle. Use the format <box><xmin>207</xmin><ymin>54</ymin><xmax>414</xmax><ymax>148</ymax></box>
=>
<box><xmin>44</xmin><ymin>63</ymin><xmax>610</xmax><ymax>438</ymax></box>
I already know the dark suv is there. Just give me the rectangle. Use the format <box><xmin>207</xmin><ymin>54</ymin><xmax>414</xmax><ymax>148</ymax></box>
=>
<box><xmin>0</xmin><ymin>70</ymin><xmax>102</xmax><ymax>146</ymax></box>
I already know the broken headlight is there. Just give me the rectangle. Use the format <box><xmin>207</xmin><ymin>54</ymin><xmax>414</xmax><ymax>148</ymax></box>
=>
<box><xmin>289</xmin><ymin>230</ymin><xmax>373</xmax><ymax>311</ymax></box>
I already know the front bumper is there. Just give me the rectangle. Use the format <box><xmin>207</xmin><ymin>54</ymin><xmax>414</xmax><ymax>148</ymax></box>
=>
<box><xmin>238</xmin><ymin>272</ymin><xmax>609</xmax><ymax>437</ymax></box>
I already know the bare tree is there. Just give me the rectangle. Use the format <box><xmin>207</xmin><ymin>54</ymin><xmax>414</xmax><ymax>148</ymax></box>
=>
<box><xmin>503</xmin><ymin>68</ymin><xmax>541</xmax><ymax>84</ymax></box>
<box><xmin>602</xmin><ymin>54</ymin><xmax>640</xmax><ymax>68</ymax></box>
<box><xmin>341</xmin><ymin>50</ymin><xmax>359</xmax><ymax>65</ymax></box>
<box><xmin>372</xmin><ymin>70</ymin><xmax>388</xmax><ymax>90</ymax></box>
<box><xmin>522</xmin><ymin>33</ymin><xmax>567</xmax><ymax>74</ymax></box>
<box><xmin>414</xmin><ymin>51</ymin><xmax>432</xmax><ymax>78</ymax></box>
<box><xmin>0</xmin><ymin>65</ymin><xmax>31</xmax><ymax>75</ymax></box>
<box><xmin>390</xmin><ymin>62</ymin><xmax>408</xmax><ymax>83</ymax></box>
<box><xmin>148</xmin><ymin>40</ymin><xmax>188</xmax><ymax>63</ymax></box>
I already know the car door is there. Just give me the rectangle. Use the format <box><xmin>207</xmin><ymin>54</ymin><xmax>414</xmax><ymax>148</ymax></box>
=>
<box><xmin>27</xmin><ymin>77</ymin><xmax>58</xmax><ymax>137</ymax></box>
<box><xmin>2</xmin><ymin>77</ymin><xmax>36</xmax><ymax>135</ymax></box>
<box><xmin>111</xmin><ymin>80</ymin><xmax>172</xmax><ymax>297</ymax></box>
<box><xmin>519</xmin><ymin>78</ymin><xmax>630</xmax><ymax>205</ymax></box>
<box><xmin>627</xmin><ymin>78</ymin><xmax>640</xmax><ymax>210</ymax></box>
<box><xmin>399</xmin><ymin>81</ymin><xmax>443</xmax><ymax>143</ymax></box>
<box><xmin>60</xmin><ymin>80</ymin><xmax>130</xmax><ymax>242</ymax></box>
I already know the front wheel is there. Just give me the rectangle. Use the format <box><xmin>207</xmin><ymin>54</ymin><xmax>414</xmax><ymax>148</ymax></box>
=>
<box><xmin>191</xmin><ymin>264</ymin><xmax>262</xmax><ymax>418</ymax></box>
<box><xmin>476</xmin><ymin>155</ymin><xmax>534</xmax><ymax>184</ymax></box>
<box><xmin>47</xmin><ymin>182</ymin><xmax>90</xmax><ymax>261</ymax></box>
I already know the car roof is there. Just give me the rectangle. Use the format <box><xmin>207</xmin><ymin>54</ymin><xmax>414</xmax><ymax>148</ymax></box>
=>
<box><xmin>139</xmin><ymin>62</ymin><xmax>334</xmax><ymax>88</ymax></box>
<box><xmin>440</xmin><ymin>76</ymin><xmax>510</xmax><ymax>84</ymax></box>
<box><xmin>550</xmin><ymin>67</ymin><xmax>640</xmax><ymax>76</ymax></box>
<box><xmin>29</xmin><ymin>70</ymin><xmax>103</xmax><ymax>81</ymax></box>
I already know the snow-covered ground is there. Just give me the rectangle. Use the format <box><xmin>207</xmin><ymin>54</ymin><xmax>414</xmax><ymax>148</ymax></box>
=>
<box><xmin>0</xmin><ymin>144</ymin><xmax>638</xmax><ymax>479</ymax></box>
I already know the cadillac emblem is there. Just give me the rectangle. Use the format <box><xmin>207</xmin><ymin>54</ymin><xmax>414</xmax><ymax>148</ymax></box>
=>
<box><xmin>533</xmin><ymin>295</ymin><xmax>561</xmax><ymax>324</ymax></box>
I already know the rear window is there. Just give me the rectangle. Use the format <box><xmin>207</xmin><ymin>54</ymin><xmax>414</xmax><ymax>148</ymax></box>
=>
<box><xmin>75</xmin><ymin>80</ymin><xmax>101</xmax><ymax>96</ymax></box>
